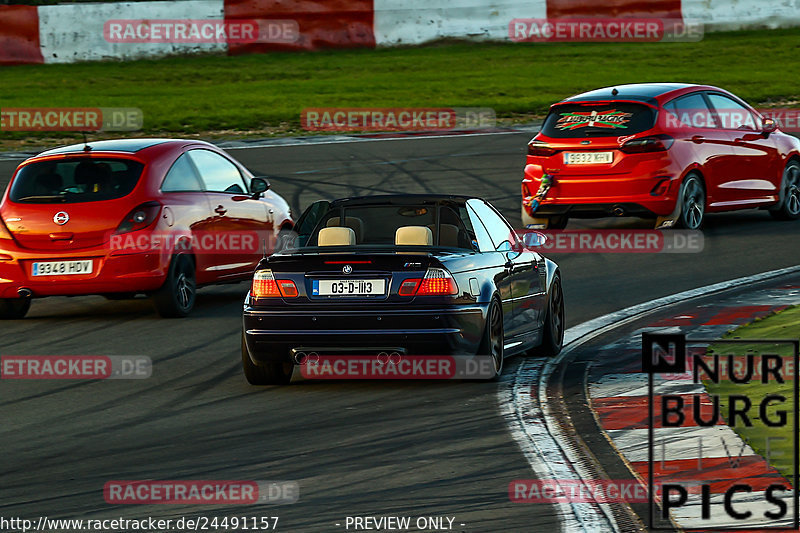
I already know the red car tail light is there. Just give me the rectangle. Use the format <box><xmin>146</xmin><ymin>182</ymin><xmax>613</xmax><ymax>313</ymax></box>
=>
<box><xmin>115</xmin><ymin>201</ymin><xmax>161</xmax><ymax>234</ymax></box>
<box><xmin>252</xmin><ymin>270</ymin><xmax>298</xmax><ymax>298</ymax></box>
<box><xmin>619</xmin><ymin>134</ymin><xmax>675</xmax><ymax>154</ymax></box>
<box><xmin>399</xmin><ymin>268</ymin><xmax>458</xmax><ymax>296</ymax></box>
<box><xmin>527</xmin><ymin>140</ymin><xmax>558</xmax><ymax>157</ymax></box>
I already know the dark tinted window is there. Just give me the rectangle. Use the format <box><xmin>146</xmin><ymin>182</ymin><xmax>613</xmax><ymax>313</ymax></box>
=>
<box><xmin>707</xmin><ymin>94</ymin><xmax>759</xmax><ymax>131</ymax></box>
<box><xmin>541</xmin><ymin>103</ymin><xmax>656</xmax><ymax>138</ymax></box>
<box><xmin>188</xmin><ymin>150</ymin><xmax>247</xmax><ymax>193</ymax></box>
<box><xmin>664</xmin><ymin>93</ymin><xmax>716</xmax><ymax>129</ymax></box>
<box><xmin>162</xmin><ymin>154</ymin><xmax>203</xmax><ymax>192</ymax></box>
<box><xmin>10</xmin><ymin>158</ymin><xmax>143</xmax><ymax>204</ymax></box>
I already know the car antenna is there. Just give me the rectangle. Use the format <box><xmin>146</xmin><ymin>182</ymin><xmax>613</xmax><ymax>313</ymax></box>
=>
<box><xmin>612</xmin><ymin>88</ymin><xmax>619</xmax><ymax>96</ymax></box>
<box><xmin>82</xmin><ymin>132</ymin><xmax>92</xmax><ymax>152</ymax></box>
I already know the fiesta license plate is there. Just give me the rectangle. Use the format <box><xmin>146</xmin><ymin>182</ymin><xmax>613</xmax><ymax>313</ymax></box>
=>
<box><xmin>313</xmin><ymin>279</ymin><xmax>386</xmax><ymax>296</ymax></box>
<box><xmin>32</xmin><ymin>260</ymin><xmax>93</xmax><ymax>277</ymax></box>
<box><xmin>563</xmin><ymin>152</ymin><xmax>614</xmax><ymax>165</ymax></box>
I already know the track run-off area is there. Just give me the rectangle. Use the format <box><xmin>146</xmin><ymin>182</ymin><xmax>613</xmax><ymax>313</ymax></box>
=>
<box><xmin>2</xmin><ymin>130</ymin><xmax>800</xmax><ymax>532</ymax></box>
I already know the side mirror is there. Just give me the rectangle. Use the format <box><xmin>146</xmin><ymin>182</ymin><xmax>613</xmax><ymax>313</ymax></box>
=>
<box><xmin>250</xmin><ymin>177</ymin><xmax>270</xmax><ymax>198</ymax></box>
<box><xmin>762</xmin><ymin>118</ymin><xmax>778</xmax><ymax>134</ymax></box>
<box><xmin>523</xmin><ymin>231</ymin><xmax>547</xmax><ymax>248</ymax></box>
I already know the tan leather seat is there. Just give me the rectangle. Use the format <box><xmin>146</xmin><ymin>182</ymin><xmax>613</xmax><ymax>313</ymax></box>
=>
<box><xmin>326</xmin><ymin>216</ymin><xmax>365</xmax><ymax>243</ymax></box>
<box><xmin>318</xmin><ymin>227</ymin><xmax>356</xmax><ymax>246</ymax></box>
<box><xmin>395</xmin><ymin>226</ymin><xmax>433</xmax><ymax>246</ymax></box>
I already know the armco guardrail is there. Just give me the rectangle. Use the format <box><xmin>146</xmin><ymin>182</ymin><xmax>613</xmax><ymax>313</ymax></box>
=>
<box><xmin>0</xmin><ymin>0</ymin><xmax>798</xmax><ymax>64</ymax></box>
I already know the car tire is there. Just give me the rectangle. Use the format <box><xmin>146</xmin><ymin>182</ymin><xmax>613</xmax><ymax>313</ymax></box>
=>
<box><xmin>530</xmin><ymin>274</ymin><xmax>565</xmax><ymax>357</ymax></box>
<box><xmin>0</xmin><ymin>298</ymin><xmax>31</xmax><ymax>319</ymax></box>
<box><xmin>153</xmin><ymin>254</ymin><xmax>196</xmax><ymax>318</ymax></box>
<box><xmin>770</xmin><ymin>160</ymin><xmax>800</xmax><ymax>221</ymax></box>
<box><xmin>675</xmin><ymin>174</ymin><xmax>705</xmax><ymax>230</ymax></box>
<box><xmin>479</xmin><ymin>298</ymin><xmax>504</xmax><ymax>380</ymax></box>
<box><xmin>241</xmin><ymin>331</ymin><xmax>293</xmax><ymax>385</ymax></box>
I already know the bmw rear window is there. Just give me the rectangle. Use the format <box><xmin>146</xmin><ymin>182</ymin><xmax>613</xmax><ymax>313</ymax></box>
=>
<box><xmin>540</xmin><ymin>102</ymin><xmax>657</xmax><ymax>138</ymax></box>
<box><xmin>10</xmin><ymin>158</ymin><xmax>144</xmax><ymax>204</ymax></box>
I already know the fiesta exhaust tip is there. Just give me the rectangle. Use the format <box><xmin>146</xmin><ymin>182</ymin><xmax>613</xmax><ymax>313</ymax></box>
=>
<box><xmin>17</xmin><ymin>288</ymin><xmax>32</xmax><ymax>298</ymax></box>
<box><xmin>611</xmin><ymin>206</ymin><xmax>626</xmax><ymax>217</ymax></box>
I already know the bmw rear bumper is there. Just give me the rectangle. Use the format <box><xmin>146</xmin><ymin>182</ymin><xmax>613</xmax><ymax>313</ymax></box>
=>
<box><xmin>242</xmin><ymin>305</ymin><xmax>488</xmax><ymax>365</ymax></box>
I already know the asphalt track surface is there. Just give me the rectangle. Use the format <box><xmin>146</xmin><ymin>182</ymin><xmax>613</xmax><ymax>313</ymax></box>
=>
<box><xmin>1</xmin><ymin>132</ymin><xmax>799</xmax><ymax>532</ymax></box>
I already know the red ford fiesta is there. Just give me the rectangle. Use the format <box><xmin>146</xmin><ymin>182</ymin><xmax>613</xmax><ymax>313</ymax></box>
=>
<box><xmin>522</xmin><ymin>83</ymin><xmax>800</xmax><ymax>229</ymax></box>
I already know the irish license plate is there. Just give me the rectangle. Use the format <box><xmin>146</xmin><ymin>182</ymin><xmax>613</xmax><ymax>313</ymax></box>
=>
<box><xmin>32</xmin><ymin>260</ymin><xmax>93</xmax><ymax>276</ymax></box>
<box><xmin>312</xmin><ymin>279</ymin><xmax>385</xmax><ymax>296</ymax></box>
<box><xmin>563</xmin><ymin>152</ymin><xmax>614</xmax><ymax>165</ymax></box>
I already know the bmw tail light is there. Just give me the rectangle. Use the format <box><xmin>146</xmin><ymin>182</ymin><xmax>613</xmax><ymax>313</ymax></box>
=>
<box><xmin>251</xmin><ymin>269</ymin><xmax>298</xmax><ymax>298</ymax></box>
<box><xmin>527</xmin><ymin>140</ymin><xmax>558</xmax><ymax>157</ymax></box>
<box><xmin>115</xmin><ymin>201</ymin><xmax>161</xmax><ymax>234</ymax></box>
<box><xmin>620</xmin><ymin>134</ymin><xmax>675</xmax><ymax>154</ymax></box>
<box><xmin>400</xmin><ymin>268</ymin><xmax>458</xmax><ymax>296</ymax></box>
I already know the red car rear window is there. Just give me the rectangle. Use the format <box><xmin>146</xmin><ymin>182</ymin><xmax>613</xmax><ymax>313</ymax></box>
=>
<box><xmin>10</xmin><ymin>157</ymin><xmax>144</xmax><ymax>204</ymax></box>
<box><xmin>540</xmin><ymin>102</ymin><xmax>656</xmax><ymax>138</ymax></box>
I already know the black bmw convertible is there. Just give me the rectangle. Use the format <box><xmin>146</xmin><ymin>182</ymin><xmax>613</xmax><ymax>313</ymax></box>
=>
<box><xmin>241</xmin><ymin>194</ymin><xmax>564</xmax><ymax>385</ymax></box>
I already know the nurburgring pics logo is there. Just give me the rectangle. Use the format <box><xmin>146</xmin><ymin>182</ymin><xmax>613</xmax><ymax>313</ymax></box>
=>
<box><xmin>509</xmin><ymin>18</ymin><xmax>704</xmax><ymax>43</ymax></box>
<box><xmin>300</xmin><ymin>108</ymin><xmax>496</xmax><ymax>132</ymax></box>
<box><xmin>104</xmin><ymin>19</ymin><xmax>299</xmax><ymax>44</ymax></box>
<box><xmin>0</xmin><ymin>108</ymin><xmax>143</xmax><ymax>132</ymax></box>
<box><xmin>1</xmin><ymin>356</ymin><xmax>151</xmax><ymax>379</ymax></box>
<box><xmin>642</xmin><ymin>333</ymin><xmax>799</xmax><ymax>529</ymax></box>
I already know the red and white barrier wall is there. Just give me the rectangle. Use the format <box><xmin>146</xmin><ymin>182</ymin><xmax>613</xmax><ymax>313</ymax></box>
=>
<box><xmin>0</xmin><ymin>0</ymin><xmax>798</xmax><ymax>65</ymax></box>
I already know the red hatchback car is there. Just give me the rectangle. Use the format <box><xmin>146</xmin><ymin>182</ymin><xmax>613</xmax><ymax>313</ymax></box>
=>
<box><xmin>522</xmin><ymin>83</ymin><xmax>800</xmax><ymax>229</ymax></box>
<box><xmin>0</xmin><ymin>139</ymin><xmax>292</xmax><ymax>319</ymax></box>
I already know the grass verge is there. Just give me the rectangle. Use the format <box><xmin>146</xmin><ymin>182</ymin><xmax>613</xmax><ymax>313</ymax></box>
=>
<box><xmin>705</xmin><ymin>305</ymin><xmax>800</xmax><ymax>480</ymax></box>
<box><xmin>0</xmin><ymin>28</ymin><xmax>799</xmax><ymax>147</ymax></box>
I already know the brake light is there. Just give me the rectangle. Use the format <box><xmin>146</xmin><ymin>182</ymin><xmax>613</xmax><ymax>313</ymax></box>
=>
<box><xmin>251</xmin><ymin>269</ymin><xmax>298</xmax><ymax>298</ymax></box>
<box><xmin>619</xmin><ymin>134</ymin><xmax>674</xmax><ymax>154</ymax></box>
<box><xmin>115</xmin><ymin>201</ymin><xmax>161</xmax><ymax>234</ymax></box>
<box><xmin>528</xmin><ymin>140</ymin><xmax>558</xmax><ymax>157</ymax></box>
<box><xmin>399</xmin><ymin>268</ymin><xmax>458</xmax><ymax>296</ymax></box>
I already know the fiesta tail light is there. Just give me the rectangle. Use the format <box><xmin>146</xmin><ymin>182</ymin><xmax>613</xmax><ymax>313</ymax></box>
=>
<box><xmin>399</xmin><ymin>268</ymin><xmax>458</xmax><ymax>296</ymax></box>
<box><xmin>619</xmin><ymin>134</ymin><xmax>675</xmax><ymax>154</ymax></box>
<box><xmin>115</xmin><ymin>201</ymin><xmax>161</xmax><ymax>234</ymax></box>
<box><xmin>251</xmin><ymin>269</ymin><xmax>298</xmax><ymax>298</ymax></box>
<box><xmin>527</xmin><ymin>140</ymin><xmax>558</xmax><ymax>157</ymax></box>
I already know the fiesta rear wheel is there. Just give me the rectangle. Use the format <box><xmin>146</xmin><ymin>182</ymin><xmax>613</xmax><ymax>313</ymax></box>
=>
<box><xmin>770</xmin><ymin>160</ymin><xmax>800</xmax><ymax>221</ymax></box>
<box><xmin>676</xmin><ymin>174</ymin><xmax>705</xmax><ymax>230</ymax></box>
<box><xmin>0</xmin><ymin>298</ymin><xmax>31</xmax><ymax>319</ymax></box>
<box><xmin>153</xmin><ymin>254</ymin><xmax>196</xmax><ymax>318</ymax></box>
<box><xmin>479</xmin><ymin>298</ymin><xmax>504</xmax><ymax>380</ymax></box>
<box><xmin>241</xmin><ymin>331</ymin><xmax>293</xmax><ymax>385</ymax></box>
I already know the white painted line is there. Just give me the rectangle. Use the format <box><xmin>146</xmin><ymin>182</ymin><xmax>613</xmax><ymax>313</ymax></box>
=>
<box><xmin>589</xmin><ymin>374</ymin><xmax>702</xmax><ymax>399</ymax></box>
<box><xmin>502</xmin><ymin>264</ymin><xmax>800</xmax><ymax>533</ymax></box>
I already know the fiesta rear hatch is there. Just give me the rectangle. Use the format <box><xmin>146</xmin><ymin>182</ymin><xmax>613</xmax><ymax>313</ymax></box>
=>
<box><xmin>2</xmin><ymin>156</ymin><xmax>147</xmax><ymax>251</ymax></box>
